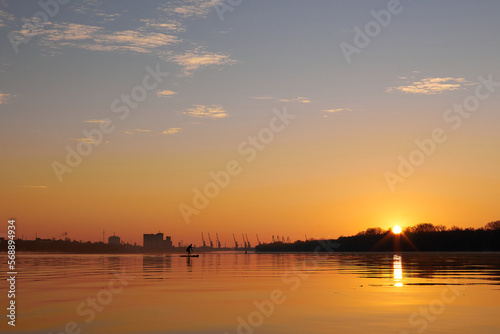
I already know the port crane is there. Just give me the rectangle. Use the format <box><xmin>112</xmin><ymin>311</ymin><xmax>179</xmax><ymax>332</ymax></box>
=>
<box><xmin>208</xmin><ymin>233</ymin><xmax>214</xmax><ymax>248</ymax></box>
<box><xmin>201</xmin><ymin>232</ymin><xmax>206</xmax><ymax>248</ymax></box>
<box><xmin>232</xmin><ymin>234</ymin><xmax>239</xmax><ymax>248</ymax></box>
<box><xmin>256</xmin><ymin>234</ymin><xmax>261</xmax><ymax>245</ymax></box>
<box><xmin>216</xmin><ymin>233</ymin><xmax>221</xmax><ymax>248</ymax></box>
<box><xmin>242</xmin><ymin>234</ymin><xmax>247</xmax><ymax>249</ymax></box>
<box><xmin>245</xmin><ymin>234</ymin><xmax>251</xmax><ymax>248</ymax></box>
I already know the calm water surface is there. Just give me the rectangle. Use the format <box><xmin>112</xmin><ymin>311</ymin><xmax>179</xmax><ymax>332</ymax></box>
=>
<box><xmin>3</xmin><ymin>252</ymin><xmax>500</xmax><ymax>334</ymax></box>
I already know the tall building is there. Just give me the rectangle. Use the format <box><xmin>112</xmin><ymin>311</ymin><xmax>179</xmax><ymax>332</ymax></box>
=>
<box><xmin>108</xmin><ymin>235</ymin><xmax>121</xmax><ymax>246</ymax></box>
<box><xmin>164</xmin><ymin>236</ymin><xmax>173</xmax><ymax>248</ymax></box>
<box><xmin>143</xmin><ymin>233</ymin><xmax>173</xmax><ymax>251</ymax></box>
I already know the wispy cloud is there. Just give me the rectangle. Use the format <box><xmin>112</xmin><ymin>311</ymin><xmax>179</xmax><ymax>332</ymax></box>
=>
<box><xmin>157</xmin><ymin>90</ymin><xmax>177</xmax><ymax>97</ymax></box>
<box><xmin>252</xmin><ymin>96</ymin><xmax>311</xmax><ymax>103</ymax></box>
<box><xmin>72</xmin><ymin>1</ymin><xmax>122</xmax><ymax>23</ymax></box>
<box><xmin>139</xmin><ymin>19</ymin><xmax>186</xmax><ymax>33</ymax></box>
<box><xmin>279</xmin><ymin>96</ymin><xmax>311</xmax><ymax>103</ymax></box>
<box><xmin>124</xmin><ymin>129</ymin><xmax>153</xmax><ymax>135</ymax></box>
<box><xmin>387</xmin><ymin>77</ymin><xmax>469</xmax><ymax>95</ymax></box>
<box><xmin>184</xmin><ymin>105</ymin><xmax>228</xmax><ymax>119</ymax></box>
<box><xmin>34</xmin><ymin>22</ymin><xmax>232</xmax><ymax>74</ymax></box>
<box><xmin>169</xmin><ymin>47</ymin><xmax>237</xmax><ymax>75</ymax></box>
<box><xmin>73</xmin><ymin>138</ymin><xmax>98</xmax><ymax>144</ymax></box>
<box><xmin>0</xmin><ymin>9</ymin><xmax>14</xmax><ymax>27</ymax></box>
<box><xmin>45</xmin><ymin>23</ymin><xmax>101</xmax><ymax>41</ymax></box>
<box><xmin>322</xmin><ymin>108</ymin><xmax>352</xmax><ymax>113</ymax></box>
<box><xmin>92</xmin><ymin>30</ymin><xmax>179</xmax><ymax>51</ymax></box>
<box><xmin>124</xmin><ymin>128</ymin><xmax>182</xmax><ymax>135</ymax></box>
<box><xmin>162</xmin><ymin>127</ymin><xmax>182</xmax><ymax>135</ymax></box>
<box><xmin>20</xmin><ymin>185</ymin><xmax>48</xmax><ymax>189</ymax></box>
<box><xmin>6</xmin><ymin>2</ymin><xmax>237</xmax><ymax>77</ymax></box>
<box><xmin>158</xmin><ymin>0</ymin><xmax>223</xmax><ymax>19</ymax></box>
<box><xmin>0</xmin><ymin>92</ymin><xmax>12</xmax><ymax>104</ymax></box>
<box><xmin>5</xmin><ymin>1</ymin><xmax>237</xmax><ymax>80</ymax></box>
<box><xmin>84</xmin><ymin>119</ymin><xmax>109</xmax><ymax>123</ymax></box>
<box><xmin>27</xmin><ymin>22</ymin><xmax>180</xmax><ymax>55</ymax></box>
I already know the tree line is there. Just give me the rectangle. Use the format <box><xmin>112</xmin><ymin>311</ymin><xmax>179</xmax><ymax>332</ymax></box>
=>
<box><xmin>255</xmin><ymin>221</ymin><xmax>500</xmax><ymax>252</ymax></box>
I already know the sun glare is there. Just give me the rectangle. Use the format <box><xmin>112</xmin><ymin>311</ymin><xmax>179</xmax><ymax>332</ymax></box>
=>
<box><xmin>392</xmin><ymin>225</ymin><xmax>402</xmax><ymax>234</ymax></box>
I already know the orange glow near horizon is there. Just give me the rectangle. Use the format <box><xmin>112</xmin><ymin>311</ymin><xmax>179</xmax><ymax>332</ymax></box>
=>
<box><xmin>2</xmin><ymin>122</ymin><xmax>499</xmax><ymax>246</ymax></box>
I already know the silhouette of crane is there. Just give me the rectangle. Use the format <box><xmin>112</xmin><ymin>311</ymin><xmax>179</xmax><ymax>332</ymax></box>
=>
<box><xmin>245</xmin><ymin>234</ymin><xmax>251</xmax><ymax>248</ymax></box>
<box><xmin>208</xmin><ymin>233</ymin><xmax>214</xmax><ymax>248</ymax></box>
<box><xmin>233</xmin><ymin>234</ymin><xmax>239</xmax><ymax>249</ymax></box>
<box><xmin>241</xmin><ymin>233</ymin><xmax>247</xmax><ymax>249</ymax></box>
<box><xmin>216</xmin><ymin>233</ymin><xmax>221</xmax><ymax>248</ymax></box>
<box><xmin>256</xmin><ymin>234</ymin><xmax>261</xmax><ymax>245</ymax></box>
<box><xmin>201</xmin><ymin>232</ymin><xmax>206</xmax><ymax>248</ymax></box>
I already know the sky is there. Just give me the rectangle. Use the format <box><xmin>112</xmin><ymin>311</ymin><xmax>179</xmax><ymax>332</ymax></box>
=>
<box><xmin>1</xmin><ymin>0</ymin><xmax>500</xmax><ymax>246</ymax></box>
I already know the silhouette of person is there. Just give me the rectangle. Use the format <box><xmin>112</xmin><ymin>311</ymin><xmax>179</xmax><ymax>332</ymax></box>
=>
<box><xmin>186</xmin><ymin>244</ymin><xmax>193</xmax><ymax>255</ymax></box>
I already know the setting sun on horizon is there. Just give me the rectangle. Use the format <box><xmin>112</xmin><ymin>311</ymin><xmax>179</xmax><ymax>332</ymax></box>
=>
<box><xmin>392</xmin><ymin>225</ymin><xmax>402</xmax><ymax>234</ymax></box>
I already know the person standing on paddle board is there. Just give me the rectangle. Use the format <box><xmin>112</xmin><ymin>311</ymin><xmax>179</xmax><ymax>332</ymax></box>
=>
<box><xmin>186</xmin><ymin>244</ymin><xmax>193</xmax><ymax>255</ymax></box>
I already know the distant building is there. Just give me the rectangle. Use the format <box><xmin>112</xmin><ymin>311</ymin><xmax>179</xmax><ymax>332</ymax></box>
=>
<box><xmin>143</xmin><ymin>233</ymin><xmax>173</xmax><ymax>251</ymax></box>
<box><xmin>164</xmin><ymin>235</ymin><xmax>172</xmax><ymax>248</ymax></box>
<box><xmin>35</xmin><ymin>238</ymin><xmax>51</xmax><ymax>244</ymax></box>
<box><xmin>108</xmin><ymin>235</ymin><xmax>121</xmax><ymax>246</ymax></box>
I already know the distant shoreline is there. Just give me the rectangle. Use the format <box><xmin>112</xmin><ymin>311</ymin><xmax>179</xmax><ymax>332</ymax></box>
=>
<box><xmin>2</xmin><ymin>223</ymin><xmax>499</xmax><ymax>254</ymax></box>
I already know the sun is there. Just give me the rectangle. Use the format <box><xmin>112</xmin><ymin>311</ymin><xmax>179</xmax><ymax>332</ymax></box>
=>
<box><xmin>392</xmin><ymin>225</ymin><xmax>402</xmax><ymax>234</ymax></box>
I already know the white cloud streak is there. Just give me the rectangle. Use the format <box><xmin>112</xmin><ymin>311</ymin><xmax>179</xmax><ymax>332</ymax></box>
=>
<box><xmin>0</xmin><ymin>92</ymin><xmax>12</xmax><ymax>104</ymax></box>
<box><xmin>84</xmin><ymin>119</ymin><xmax>109</xmax><ymax>123</ymax></box>
<box><xmin>387</xmin><ymin>77</ymin><xmax>470</xmax><ymax>95</ymax></box>
<box><xmin>157</xmin><ymin>90</ymin><xmax>177</xmax><ymax>97</ymax></box>
<box><xmin>158</xmin><ymin>0</ymin><xmax>224</xmax><ymax>19</ymax></box>
<box><xmin>184</xmin><ymin>105</ymin><xmax>228</xmax><ymax>118</ymax></box>
<box><xmin>162</xmin><ymin>128</ymin><xmax>182</xmax><ymax>135</ymax></box>
<box><xmin>169</xmin><ymin>47</ymin><xmax>237</xmax><ymax>76</ymax></box>
<box><xmin>322</xmin><ymin>108</ymin><xmax>352</xmax><ymax>113</ymax></box>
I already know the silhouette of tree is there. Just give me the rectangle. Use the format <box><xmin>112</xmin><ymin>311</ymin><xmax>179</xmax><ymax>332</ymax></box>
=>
<box><xmin>408</xmin><ymin>223</ymin><xmax>436</xmax><ymax>233</ymax></box>
<box><xmin>435</xmin><ymin>225</ymin><xmax>447</xmax><ymax>232</ymax></box>
<box><xmin>485</xmin><ymin>220</ymin><xmax>500</xmax><ymax>230</ymax></box>
<box><xmin>357</xmin><ymin>227</ymin><xmax>384</xmax><ymax>236</ymax></box>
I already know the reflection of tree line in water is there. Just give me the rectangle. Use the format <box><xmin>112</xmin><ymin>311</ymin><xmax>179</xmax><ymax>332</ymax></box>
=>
<box><xmin>255</xmin><ymin>222</ymin><xmax>500</xmax><ymax>253</ymax></box>
<box><xmin>140</xmin><ymin>252</ymin><xmax>500</xmax><ymax>284</ymax></box>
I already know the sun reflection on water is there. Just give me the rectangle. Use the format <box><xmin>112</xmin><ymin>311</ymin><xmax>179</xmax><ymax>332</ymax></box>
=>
<box><xmin>393</xmin><ymin>254</ymin><xmax>403</xmax><ymax>287</ymax></box>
